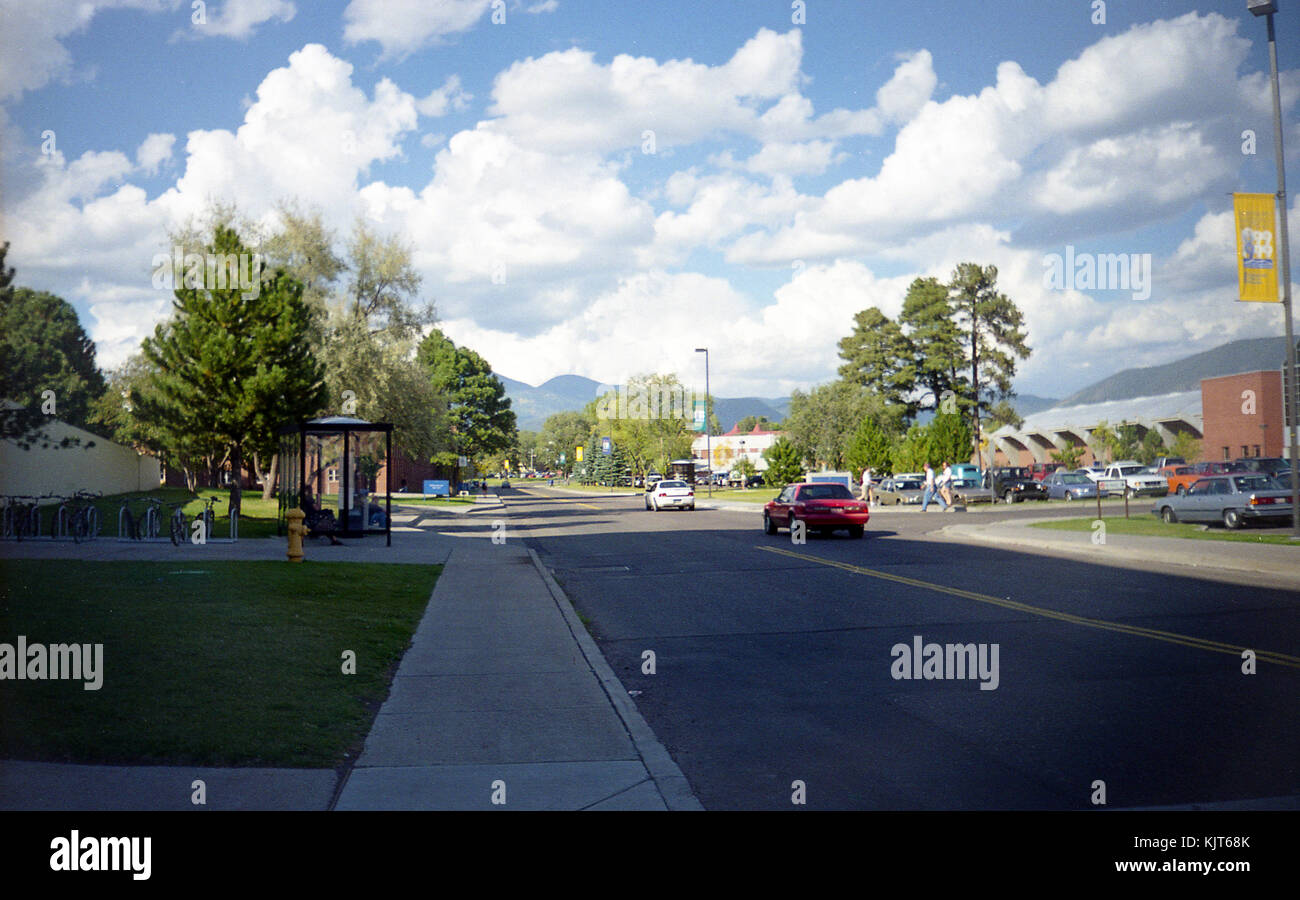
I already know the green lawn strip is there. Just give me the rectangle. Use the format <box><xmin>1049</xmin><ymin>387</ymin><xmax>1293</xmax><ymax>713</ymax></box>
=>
<box><xmin>0</xmin><ymin>560</ymin><xmax>440</xmax><ymax>767</ymax></box>
<box><xmin>1029</xmin><ymin>516</ymin><xmax>1300</xmax><ymax>545</ymax></box>
<box><xmin>66</xmin><ymin>488</ymin><xmax>282</xmax><ymax>540</ymax></box>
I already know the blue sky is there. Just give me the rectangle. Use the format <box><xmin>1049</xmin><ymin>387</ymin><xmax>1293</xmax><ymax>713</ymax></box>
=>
<box><xmin>2</xmin><ymin>0</ymin><xmax>1298</xmax><ymax>402</ymax></box>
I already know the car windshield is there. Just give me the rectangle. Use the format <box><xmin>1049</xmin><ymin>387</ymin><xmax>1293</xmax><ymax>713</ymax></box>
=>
<box><xmin>894</xmin><ymin>480</ymin><xmax>923</xmax><ymax>490</ymax></box>
<box><xmin>1061</xmin><ymin>474</ymin><xmax>1090</xmax><ymax>483</ymax></box>
<box><xmin>1116</xmin><ymin>466</ymin><xmax>1143</xmax><ymax>476</ymax></box>
<box><xmin>800</xmin><ymin>484</ymin><xmax>854</xmax><ymax>500</ymax></box>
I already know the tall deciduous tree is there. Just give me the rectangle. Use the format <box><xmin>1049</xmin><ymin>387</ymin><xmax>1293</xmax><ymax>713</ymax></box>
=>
<box><xmin>844</xmin><ymin>417</ymin><xmax>893</xmax><ymax>477</ymax></box>
<box><xmin>539</xmin><ymin>410</ymin><xmax>595</xmax><ymax>475</ymax></box>
<box><xmin>947</xmin><ymin>263</ymin><xmax>1030</xmax><ymax>467</ymax></box>
<box><xmin>419</xmin><ymin>328</ymin><xmax>517</xmax><ymax>476</ymax></box>
<box><xmin>785</xmin><ymin>380</ymin><xmax>898</xmax><ymax>471</ymax></box>
<box><xmin>133</xmin><ymin>225</ymin><xmax>327</xmax><ymax>515</ymax></box>
<box><xmin>762</xmin><ymin>437</ymin><xmax>805</xmax><ymax>487</ymax></box>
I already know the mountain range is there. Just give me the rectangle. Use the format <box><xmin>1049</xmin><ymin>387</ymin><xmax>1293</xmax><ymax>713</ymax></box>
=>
<box><xmin>495</xmin><ymin>336</ymin><xmax>1292</xmax><ymax>431</ymax></box>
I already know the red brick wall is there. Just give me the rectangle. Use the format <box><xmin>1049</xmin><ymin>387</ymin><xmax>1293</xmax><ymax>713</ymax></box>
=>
<box><xmin>1201</xmin><ymin>370</ymin><xmax>1283</xmax><ymax>462</ymax></box>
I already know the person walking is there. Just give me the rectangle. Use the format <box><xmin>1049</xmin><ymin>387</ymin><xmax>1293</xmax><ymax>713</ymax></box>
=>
<box><xmin>921</xmin><ymin>462</ymin><xmax>949</xmax><ymax>512</ymax></box>
<box><xmin>861</xmin><ymin>467</ymin><xmax>874</xmax><ymax>505</ymax></box>
<box><xmin>938</xmin><ymin>462</ymin><xmax>954</xmax><ymax>509</ymax></box>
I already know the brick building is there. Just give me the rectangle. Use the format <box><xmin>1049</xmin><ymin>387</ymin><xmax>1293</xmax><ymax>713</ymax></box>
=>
<box><xmin>1200</xmin><ymin>370</ymin><xmax>1284</xmax><ymax>461</ymax></box>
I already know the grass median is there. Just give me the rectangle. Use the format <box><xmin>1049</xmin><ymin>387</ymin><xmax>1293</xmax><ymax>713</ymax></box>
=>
<box><xmin>1030</xmin><ymin>516</ymin><xmax>1300</xmax><ymax>545</ymax></box>
<box><xmin>0</xmin><ymin>559</ymin><xmax>440</xmax><ymax>767</ymax></box>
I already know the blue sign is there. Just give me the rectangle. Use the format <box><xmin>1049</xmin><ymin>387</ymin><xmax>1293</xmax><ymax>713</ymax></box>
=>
<box><xmin>423</xmin><ymin>479</ymin><xmax>450</xmax><ymax>497</ymax></box>
<box><xmin>601</xmin><ymin>436</ymin><xmax>612</xmax><ymax>455</ymax></box>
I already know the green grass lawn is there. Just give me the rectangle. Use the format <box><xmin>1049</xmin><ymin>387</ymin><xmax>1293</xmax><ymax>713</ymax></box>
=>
<box><xmin>0</xmin><ymin>560</ymin><xmax>440</xmax><ymax>767</ymax></box>
<box><xmin>1030</xmin><ymin>516</ymin><xmax>1300</xmax><ymax>545</ymax></box>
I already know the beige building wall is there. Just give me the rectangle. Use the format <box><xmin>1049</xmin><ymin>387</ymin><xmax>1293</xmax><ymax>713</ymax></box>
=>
<box><xmin>0</xmin><ymin>420</ymin><xmax>161</xmax><ymax>497</ymax></box>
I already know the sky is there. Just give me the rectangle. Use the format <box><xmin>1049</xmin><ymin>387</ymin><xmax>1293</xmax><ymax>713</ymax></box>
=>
<box><xmin>2</xmin><ymin>0</ymin><xmax>1298</xmax><ymax>403</ymax></box>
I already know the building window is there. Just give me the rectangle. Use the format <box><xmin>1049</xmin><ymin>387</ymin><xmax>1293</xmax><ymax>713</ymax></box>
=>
<box><xmin>1242</xmin><ymin>446</ymin><xmax>1249</xmax><ymax>458</ymax></box>
<box><xmin>1223</xmin><ymin>447</ymin><xmax>1230</xmax><ymax>460</ymax></box>
<box><xmin>1254</xmin><ymin>445</ymin><xmax>1261</xmax><ymax>457</ymax></box>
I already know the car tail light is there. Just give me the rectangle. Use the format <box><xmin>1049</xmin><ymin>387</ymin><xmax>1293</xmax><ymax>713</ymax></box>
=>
<box><xmin>1251</xmin><ymin>496</ymin><xmax>1279</xmax><ymax>505</ymax></box>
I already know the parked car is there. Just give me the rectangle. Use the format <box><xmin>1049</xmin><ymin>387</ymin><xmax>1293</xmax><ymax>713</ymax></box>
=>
<box><xmin>804</xmin><ymin>471</ymin><xmax>855</xmax><ymax>492</ymax></box>
<box><xmin>1077</xmin><ymin>465</ymin><xmax>1108</xmax><ymax>482</ymax></box>
<box><xmin>1103</xmin><ymin>461</ymin><xmax>1168</xmax><ymax>498</ymax></box>
<box><xmin>1152</xmin><ymin>456</ymin><xmax>1186</xmax><ymax>470</ymax></box>
<box><xmin>644</xmin><ymin>479</ymin><xmax>694</xmax><ymax>511</ymax></box>
<box><xmin>1043</xmin><ymin>470</ymin><xmax>1099</xmax><ymax>501</ymax></box>
<box><xmin>950</xmin><ymin>463</ymin><xmax>982</xmax><ymax>486</ymax></box>
<box><xmin>984</xmin><ymin>467</ymin><xmax>1048</xmax><ymax>503</ymax></box>
<box><xmin>1027</xmin><ymin>462</ymin><xmax>1063</xmax><ymax>482</ymax></box>
<box><xmin>950</xmin><ymin>477</ymin><xmax>993</xmax><ymax>504</ymax></box>
<box><xmin>876</xmin><ymin>475</ymin><xmax>925</xmax><ymax>505</ymax></box>
<box><xmin>763</xmin><ymin>482</ymin><xmax>869</xmax><ymax>538</ymax></box>
<box><xmin>1235</xmin><ymin>457</ymin><xmax>1292</xmax><ymax>478</ymax></box>
<box><xmin>1152</xmin><ymin>473</ymin><xmax>1293</xmax><ymax>529</ymax></box>
<box><xmin>1159</xmin><ymin>465</ymin><xmax>1200</xmax><ymax>496</ymax></box>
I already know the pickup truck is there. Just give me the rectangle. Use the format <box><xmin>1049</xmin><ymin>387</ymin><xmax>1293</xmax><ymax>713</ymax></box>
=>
<box><xmin>1104</xmin><ymin>461</ymin><xmax>1168</xmax><ymax>498</ymax></box>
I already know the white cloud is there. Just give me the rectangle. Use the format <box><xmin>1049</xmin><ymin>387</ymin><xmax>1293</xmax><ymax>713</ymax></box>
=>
<box><xmin>186</xmin><ymin>0</ymin><xmax>295</xmax><ymax>39</ymax></box>
<box><xmin>0</xmin><ymin>0</ymin><xmax>175</xmax><ymax>103</ymax></box>
<box><xmin>135</xmin><ymin>133</ymin><xmax>176</xmax><ymax>174</ymax></box>
<box><xmin>525</xmin><ymin>0</ymin><xmax>557</xmax><ymax>12</ymax></box>
<box><xmin>416</xmin><ymin>75</ymin><xmax>471</xmax><ymax>117</ymax></box>
<box><xmin>343</xmin><ymin>0</ymin><xmax>493</xmax><ymax>58</ymax></box>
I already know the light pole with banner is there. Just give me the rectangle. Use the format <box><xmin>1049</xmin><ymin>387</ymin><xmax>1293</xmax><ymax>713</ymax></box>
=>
<box><xmin>1244</xmin><ymin>0</ymin><xmax>1297</xmax><ymax>537</ymax></box>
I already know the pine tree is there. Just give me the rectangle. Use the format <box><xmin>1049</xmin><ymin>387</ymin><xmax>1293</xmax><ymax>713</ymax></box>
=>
<box><xmin>948</xmin><ymin>263</ymin><xmax>1030</xmax><ymax>468</ymax></box>
<box><xmin>837</xmin><ymin>307</ymin><xmax>915</xmax><ymax>416</ymax></box>
<box><xmin>133</xmin><ymin>225</ymin><xmax>327</xmax><ymax>513</ymax></box>
<box><xmin>763</xmin><ymin>437</ymin><xmax>805</xmax><ymax>487</ymax></box>
<box><xmin>899</xmin><ymin>277</ymin><xmax>968</xmax><ymax>418</ymax></box>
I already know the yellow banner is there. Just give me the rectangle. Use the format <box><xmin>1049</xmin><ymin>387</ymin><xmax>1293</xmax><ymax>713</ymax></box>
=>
<box><xmin>1234</xmin><ymin>192</ymin><xmax>1279</xmax><ymax>302</ymax></box>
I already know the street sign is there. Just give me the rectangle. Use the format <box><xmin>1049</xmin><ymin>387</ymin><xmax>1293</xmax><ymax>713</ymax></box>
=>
<box><xmin>575</xmin><ymin>446</ymin><xmax>584</xmax><ymax>462</ymax></box>
<box><xmin>601</xmin><ymin>436</ymin><xmax>612</xmax><ymax>455</ymax></box>
<box><xmin>559</xmin><ymin>452</ymin><xmax>566</xmax><ymax>464</ymax></box>
<box><xmin>422</xmin><ymin>479</ymin><xmax>450</xmax><ymax>497</ymax></box>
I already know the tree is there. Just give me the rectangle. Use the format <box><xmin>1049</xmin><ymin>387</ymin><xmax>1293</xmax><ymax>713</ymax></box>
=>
<box><xmin>419</xmin><ymin>328</ymin><xmax>517</xmax><ymax>476</ymax></box>
<box><xmin>926</xmin><ymin>412</ymin><xmax>973</xmax><ymax>466</ymax></box>
<box><xmin>844</xmin><ymin>417</ymin><xmax>893</xmax><ymax>476</ymax></box>
<box><xmin>838</xmin><ymin>305</ymin><xmax>916</xmax><ymax>417</ymax></box>
<box><xmin>539</xmin><ymin>410</ymin><xmax>595</xmax><ymax>475</ymax></box>
<box><xmin>892</xmin><ymin>424</ymin><xmax>932</xmax><ymax>473</ymax></box>
<box><xmin>1136</xmin><ymin>429</ymin><xmax>1165</xmax><ymax>466</ymax></box>
<box><xmin>731</xmin><ymin>457</ymin><xmax>757</xmax><ymax>483</ymax></box>
<box><xmin>1170</xmin><ymin>431</ymin><xmax>1201</xmax><ymax>463</ymax></box>
<box><xmin>947</xmin><ymin>263</ymin><xmax>1030</xmax><ymax>468</ymax></box>
<box><xmin>762</xmin><ymin>437</ymin><xmax>804</xmax><ymax>487</ymax></box>
<box><xmin>785</xmin><ymin>380</ymin><xmax>898</xmax><ymax>470</ymax></box>
<box><xmin>0</xmin><ymin>245</ymin><xmax>108</xmax><ymax>447</ymax></box>
<box><xmin>734</xmin><ymin>414</ymin><xmax>780</xmax><ymax>433</ymax></box>
<box><xmin>1089</xmin><ymin>421</ymin><xmax>1118</xmax><ymax>464</ymax></box>
<box><xmin>345</xmin><ymin>221</ymin><xmax>435</xmax><ymax>341</ymax></box>
<box><xmin>133</xmin><ymin>224</ymin><xmax>327</xmax><ymax>515</ymax></box>
<box><xmin>1050</xmin><ymin>443</ymin><xmax>1086</xmax><ymax>470</ymax></box>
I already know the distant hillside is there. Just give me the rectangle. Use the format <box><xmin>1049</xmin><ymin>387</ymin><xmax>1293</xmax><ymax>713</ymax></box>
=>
<box><xmin>1059</xmin><ymin>336</ymin><xmax>1289</xmax><ymax>406</ymax></box>
<box><xmin>495</xmin><ymin>373</ymin><xmax>789</xmax><ymax>432</ymax></box>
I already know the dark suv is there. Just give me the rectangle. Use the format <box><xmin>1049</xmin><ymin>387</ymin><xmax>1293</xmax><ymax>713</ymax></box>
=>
<box><xmin>985</xmin><ymin>467</ymin><xmax>1048</xmax><ymax>503</ymax></box>
<box><xmin>1235</xmin><ymin>457</ymin><xmax>1292</xmax><ymax>478</ymax></box>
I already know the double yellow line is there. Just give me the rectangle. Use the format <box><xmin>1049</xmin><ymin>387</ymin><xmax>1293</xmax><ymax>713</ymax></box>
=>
<box><xmin>759</xmin><ymin>545</ymin><xmax>1300</xmax><ymax>670</ymax></box>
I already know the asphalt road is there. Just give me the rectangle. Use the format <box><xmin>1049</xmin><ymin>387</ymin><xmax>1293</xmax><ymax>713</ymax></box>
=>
<box><xmin>500</xmin><ymin>484</ymin><xmax>1300</xmax><ymax>810</ymax></box>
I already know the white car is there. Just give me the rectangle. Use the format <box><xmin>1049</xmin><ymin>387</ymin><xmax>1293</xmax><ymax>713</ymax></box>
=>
<box><xmin>645</xmin><ymin>479</ymin><xmax>695</xmax><ymax>511</ymax></box>
<box><xmin>1103</xmin><ymin>461</ymin><xmax>1168</xmax><ymax>497</ymax></box>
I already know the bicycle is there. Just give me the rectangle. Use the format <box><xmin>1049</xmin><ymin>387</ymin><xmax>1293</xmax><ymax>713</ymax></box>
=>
<box><xmin>51</xmin><ymin>490</ymin><xmax>102</xmax><ymax>543</ymax></box>
<box><xmin>194</xmin><ymin>496</ymin><xmax>217</xmax><ymax>543</ymax></box>
<box><xmin>6</xmin><ymin>495</ymin><xmax>44</xmax><ymax>541</ymax></box>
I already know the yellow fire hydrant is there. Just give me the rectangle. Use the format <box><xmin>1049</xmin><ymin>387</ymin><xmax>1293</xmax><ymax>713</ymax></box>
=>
<box><xmin>286</xmin><ymin>508</ymin><xmax>307</xmax><ymax>562</ymax></box>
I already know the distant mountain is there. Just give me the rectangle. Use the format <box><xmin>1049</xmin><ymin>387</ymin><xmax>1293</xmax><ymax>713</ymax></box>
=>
<box><xmin>1058</xmin><ymin>337</ymin><xmax>1290</xmax><ymax>406</ymax></box>
<box><xmin>1011</xmin><ymin>394</ymin><xmax>1060</xmax><ymax>417</ymax></box>
<box><xmin>495</xmin><ymin>373</ymin><xmax>790</xmax><ymax>432</ymax></box>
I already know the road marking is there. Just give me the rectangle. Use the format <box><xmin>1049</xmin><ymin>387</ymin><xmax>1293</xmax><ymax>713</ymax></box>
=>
<box><xmin>758</xmin><ymin>545</ymin><xmax>1300</xmax><ymax>670</ymax></box>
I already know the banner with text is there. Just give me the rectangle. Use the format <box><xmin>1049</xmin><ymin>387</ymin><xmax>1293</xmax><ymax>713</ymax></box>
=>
<box><xmin>1234</xmin><ymin>192</ymin><xmax>1279</xmax><ymax>302</ymax></box>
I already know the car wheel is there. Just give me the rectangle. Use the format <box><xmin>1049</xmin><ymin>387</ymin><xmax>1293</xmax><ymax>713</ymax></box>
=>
<box><xmin>687</xmin><ymin>504</ymin><xmax>695</xmax><ymax>511</ymax></box>
<box><xmin>763</xmin><ymin>512</ymin><xmax>777</xmax><ymax>534</ymax></box>
<box><xmin>848</xmin><ymin>524</ymin><xmax>864</xmax><ymax>539</ymax></box>
<box><xmin>1004</xmin><ymin>490</ymin><xmax>1016</xmax><ymax>504</ymax></box>
<box><xmin>1223</xmin><ymin>508</ymin><xmax>1242</xmax><ymax>530</ymax></box>
<box><xmin>1161</xmin><ymin>506</ymin><xmax>1177</xmax><ymax>524</ymax></box>
<box><xmin>894</xmin><ymin>498</ymin><xmax>901</xmax><ymax>506</ymax></box>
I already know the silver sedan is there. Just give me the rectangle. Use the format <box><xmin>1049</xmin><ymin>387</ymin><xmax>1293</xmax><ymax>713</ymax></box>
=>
<box><xmin>1151</xmin><ymin>474</ymin><xmax>1292</xmax><ymax>529</ymax></box>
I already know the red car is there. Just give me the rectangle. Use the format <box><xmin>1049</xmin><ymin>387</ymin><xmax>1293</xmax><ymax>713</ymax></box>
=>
<box><xmin>763</xmin><ymin>482</ymin><xmax>870</xmax><ymax>538</ymax></box>
<box><xmin>1027</xmin><ymin>462</ymin><xmax>1062</xmax><ymax>481</ymax></box>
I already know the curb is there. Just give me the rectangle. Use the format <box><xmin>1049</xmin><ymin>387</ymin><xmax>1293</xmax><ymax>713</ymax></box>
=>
<box><xmin>525</xmin><ymin>547</ymin><xmax>704</xmax><ymax>811</ymax></box>
<box><xmin>933</xmin><ymin>516</ymin><xmax>1300</xmax><ymax>585</ymax></box>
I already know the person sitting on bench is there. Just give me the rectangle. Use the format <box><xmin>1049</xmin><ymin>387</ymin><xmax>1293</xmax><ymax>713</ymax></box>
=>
<box><xmin>300</xmin><ymin>485</ymin><xmax>342</xmax><ymax>545</ymax></box>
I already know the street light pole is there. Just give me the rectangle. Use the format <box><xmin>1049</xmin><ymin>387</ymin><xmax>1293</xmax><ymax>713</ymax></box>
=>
<box><xmin>696</xmin><ymin>348</ymin><xmax>712</xmax><ymax>498</ymax></box>
<box><xmin>1248</xmin><ymin>0</ymin><xmax>1298</xmax><ymax>537</ymax></box>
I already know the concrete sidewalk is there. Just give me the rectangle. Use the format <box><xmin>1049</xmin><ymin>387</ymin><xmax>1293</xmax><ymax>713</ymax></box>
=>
<box><xmin>932</xmin><ymin>515</ymin><xmax>1300</xmax><ymax>588</ymax></box>
<box><xmin>0</xmin><ymin>513</ymin><xmax>700</xmax><ymax>810</ymax></box>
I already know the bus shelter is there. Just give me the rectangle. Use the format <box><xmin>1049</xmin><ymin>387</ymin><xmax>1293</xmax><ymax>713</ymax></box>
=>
<box><xmin>278</xmin><ymin>417</ymin><xmax>392</xmax><ymax>545</ymax></box>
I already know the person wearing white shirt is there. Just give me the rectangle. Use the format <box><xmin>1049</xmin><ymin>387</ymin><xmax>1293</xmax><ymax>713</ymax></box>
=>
<box><xmin>921</xmin><ymin>462</ymin><xmax>949</xmax><ymax>512</ymax></box>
